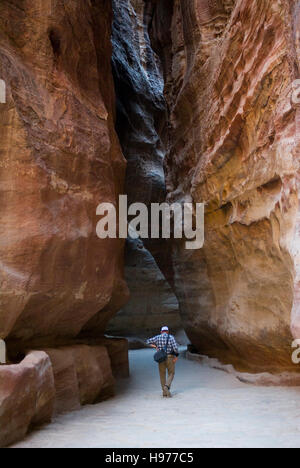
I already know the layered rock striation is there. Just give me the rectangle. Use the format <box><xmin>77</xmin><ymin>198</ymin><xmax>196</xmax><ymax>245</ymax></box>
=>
<box><xmin>149</xmin><ymin>0</ymin><xmax>300</xmax><ymax>372</ymax></box>
<box><xmin>1</xmin><ymin>0</ymin><xmax>300</xmax><ymax>448</ymax></box>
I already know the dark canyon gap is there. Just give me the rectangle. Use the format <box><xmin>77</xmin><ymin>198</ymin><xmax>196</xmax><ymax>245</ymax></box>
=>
<box><xmin>107</xmin><ymin>0</ymin><xmax>181</xmax><ymax>339</ymax></box>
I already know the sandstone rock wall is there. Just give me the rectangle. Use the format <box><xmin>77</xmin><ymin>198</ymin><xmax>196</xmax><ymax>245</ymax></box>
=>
<box><xmin>0</xmin><ymin>351</ymin><xmax>54</xmax><ymax>447</ymax></box>
<box><xmin>0</xmin><ymin>0</ymin><xmax>130</xmax><ymax>447</ymax></box>
<box><xmin>0</xmin><ymin>0</ymin><xmax>128</xmax><ymax>345</ymax></box>
<box><xmin>108</xmin><ymin>238</ymin><xmax>180</xmax><ymax>339</ymax></box>
<box><xmin>1</xmin><ymin>0</ymin><xmax>300</xmax><ymax>448</ymax></box>
<box><xmin>150</xmin><ymin>0</ymin><xmax>300</xmax><ymax>372</ymax></box>
<box><xmin>0</xmin><ymin>338</ymin><xmax>128</xmax><ymax>447</ymax></box>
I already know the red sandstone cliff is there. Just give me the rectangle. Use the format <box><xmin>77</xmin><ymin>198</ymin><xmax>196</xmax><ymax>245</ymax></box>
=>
<box><xmin>150</xmin><ymin>0</ymin><xmax>300</xmax><ymax>372</ymax></box>
<box><xmin>1</xmin><ymin>0</ymin><xmax>300</xmax><ymax>448</ymax></box>
<box><xmin>0</xmin><ymin>0</ymin><xmax>128</xmax><ymax>345</ymax></box>
<box><xmin>0</xmin><ymin>0</ymin><xmax>129</xmax><ymax>446</ymax></box>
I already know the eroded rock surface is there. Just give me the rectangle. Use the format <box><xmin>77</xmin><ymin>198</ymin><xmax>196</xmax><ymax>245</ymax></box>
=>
<box><xmin>0</xmin><ymin>0</ymin><xmax>129</xmax><ymax>447</ymax></box>
<box><xmin>0</xmin><ymin>338</ymin><xmax>127</xmax><ymax>447</ymax></box>
<box><xmin>40</xmin><ymin>344</ymin><xmax>115</xmax><ymax>414</ymax></box>
<box><xmin>0</xmin><ymin>351</ymin><xmax>55</xmax><ymax>447</ymax></box>
<box><xmin>150</xmin><ymin>0</ymin><xmax>300</xmax><ymax>372</ymax></box>
<box><xmin>0</xmin><ymin>0</ymin><xmax>128</xmax><ymax>345</ymax></box>
<box><xmin>1</xmin><ymin>0</ymin><xmax>300</xmax><ymax>449</ymax></box>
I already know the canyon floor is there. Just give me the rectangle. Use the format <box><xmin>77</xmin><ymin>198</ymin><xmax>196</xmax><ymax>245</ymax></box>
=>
<box><xmin>12</xmin><ymin>348</ymin><xmax>300</xmax><ymax>448</ymax></box>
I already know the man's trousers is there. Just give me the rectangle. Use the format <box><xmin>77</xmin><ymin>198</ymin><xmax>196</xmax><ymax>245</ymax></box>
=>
<box><xmin>158</xmin><ymin>355</ymin><xmax>175</xmax><ymax>390</ymax></box>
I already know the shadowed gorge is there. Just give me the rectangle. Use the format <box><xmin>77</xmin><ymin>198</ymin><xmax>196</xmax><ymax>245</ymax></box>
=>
<box><xmin>107</xmin><ymin>0</ymin><xmax>181</xmax><ymax>339</ymax></box>
<box><xmin>0</xmin><ymin>0</ymin><xmax>300</xmax><ymax>448</ymax></box>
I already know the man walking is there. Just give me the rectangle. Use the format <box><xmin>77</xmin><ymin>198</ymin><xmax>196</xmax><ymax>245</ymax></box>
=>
<box><xmin>147</xmin><ymin>326</ymin><xmax>179</xmax><ymax>397</ymax></box>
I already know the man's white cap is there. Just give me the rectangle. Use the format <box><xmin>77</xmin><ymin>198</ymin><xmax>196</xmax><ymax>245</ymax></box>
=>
<box><xmin>161</xmin><ymin>326</ymin><xmax>169</xmax><ymax>332</ymax></box>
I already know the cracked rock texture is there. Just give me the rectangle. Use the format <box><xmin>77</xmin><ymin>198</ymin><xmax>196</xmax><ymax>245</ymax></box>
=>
<box><xmin>149</xmin><ymin>0</ymin><xmax>300</xmax><ymax>372</ymax></box>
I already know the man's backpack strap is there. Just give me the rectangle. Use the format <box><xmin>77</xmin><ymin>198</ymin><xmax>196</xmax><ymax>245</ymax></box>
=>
<box><xmin>164</xmin><ymin>333</ymin><xmax>170</xmax><ymax>353</ymax></box>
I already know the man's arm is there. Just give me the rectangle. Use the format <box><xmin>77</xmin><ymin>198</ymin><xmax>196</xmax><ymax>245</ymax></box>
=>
<box><xmin>146</xmin><ymin>336</ymin><xmax>158</xmax><ymax>348</ymax></box>
<box><xmin>171</xmin><ymin>336</ymin><xmax>179</xmax><ymax>360</ymax></box>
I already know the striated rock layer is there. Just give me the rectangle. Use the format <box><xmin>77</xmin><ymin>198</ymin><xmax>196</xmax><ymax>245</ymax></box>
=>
<box><xmin>149</xmin><ymin>0</ymin><xmax>300</xmax><ymax>372</ymax></box>
<box><xmin>0</xmin><ymin>0</ymin><xmax>128</xmax><ymax>345</ymax></box>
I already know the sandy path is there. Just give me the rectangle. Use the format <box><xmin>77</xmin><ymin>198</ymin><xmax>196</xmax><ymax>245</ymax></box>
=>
<box><xmin>12</xmin><ymin>348</ymin><xmax>300</xmax><ymax>448</ymax></box>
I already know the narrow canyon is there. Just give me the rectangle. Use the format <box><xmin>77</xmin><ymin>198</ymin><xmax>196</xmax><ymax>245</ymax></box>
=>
<box><xmin>0</xmin><ymin>0</ymin><xmax>300</xmax><ymax>448</ymax></box>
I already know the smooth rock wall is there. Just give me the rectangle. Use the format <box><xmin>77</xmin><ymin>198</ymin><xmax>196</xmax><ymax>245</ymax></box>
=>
<box><xmin>0</xmin><ymin>0</ymin><xmax>128</xmax><ymax>345</ymax></box>
<box><xmin>0</xmin><ymin>338</ymin><xmax>128</xmax><ymax>447</ymax></box>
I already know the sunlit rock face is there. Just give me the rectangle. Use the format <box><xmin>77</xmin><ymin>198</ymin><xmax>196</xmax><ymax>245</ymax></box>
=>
<box><xmin>0</xmin><ymin>0</ymin><xmax>128</xmax><ymax>345</ymax></box>
<box><xmin>109</xmin><ymin>0</ymin><xmax>181</xmax><ymax>336</ymax></box>
<box><xmin>150</xmin><ymin>0</ymin><xmax>300</xmax><ymax>372</ymax></box>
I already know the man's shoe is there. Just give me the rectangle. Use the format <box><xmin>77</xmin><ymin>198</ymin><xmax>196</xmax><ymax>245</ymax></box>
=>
<box><xmin>164</xmin><ymin>385</ymin><xmax>171</xmax><ymax>397</ymax></box>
